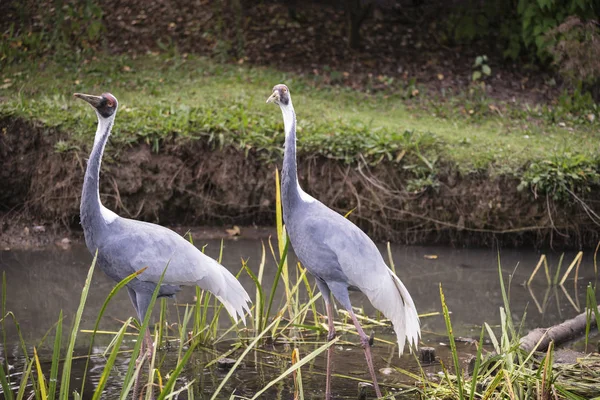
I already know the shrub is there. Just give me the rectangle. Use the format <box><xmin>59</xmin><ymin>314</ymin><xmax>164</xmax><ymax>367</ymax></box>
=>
<box><xmin>545</xmin><ymin>16</ymin><xmax>600</xmax><ymax>99</ymax></box>
<box><xmin>518</xmin><ymin>152</ymin><xmax>600</xmax><ymax>202</ymax></box>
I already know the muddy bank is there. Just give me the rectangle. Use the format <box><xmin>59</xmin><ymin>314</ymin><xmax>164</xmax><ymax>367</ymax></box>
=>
<box><xmin>1</xmin><ymin>116</ymin><xmax>598</xmax><ymax>249</ymax></box>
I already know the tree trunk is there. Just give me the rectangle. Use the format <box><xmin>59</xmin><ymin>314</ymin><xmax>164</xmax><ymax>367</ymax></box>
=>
<box><xmin>287</xmin><ymin>0</ymin><xmax>298</xmax><ymax>21</ymax></box>
<box><xmin>344</xmin><ymin>0</ymin><xmax>372</xmax><ymax>49</ymax></box>
<box><xmin>519</xmin><ymin>305</ymin><xmax>600</xmax><ymax>353</ymax></box>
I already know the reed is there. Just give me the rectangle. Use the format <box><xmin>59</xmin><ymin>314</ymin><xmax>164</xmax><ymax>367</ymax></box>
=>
<box><xmin>2</xmin><ymin>249</ymin><xmax>599</xmax><ymax>399</ymax></box>
<box><xmin>2</xmin><ymin>184</ymin><xmax>600</xmax><ymax>399</ymax></box>
<box><xmin>405</xmin><ymin>255</ymin><xmax>600</xmax><ymax>400</ymax></box>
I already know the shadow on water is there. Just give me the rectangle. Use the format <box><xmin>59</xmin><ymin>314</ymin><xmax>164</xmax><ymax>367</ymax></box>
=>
<box><xmin>1</xmin><ymin>240</ymin><xmax>599</xmax><ymax>398</ymax></box>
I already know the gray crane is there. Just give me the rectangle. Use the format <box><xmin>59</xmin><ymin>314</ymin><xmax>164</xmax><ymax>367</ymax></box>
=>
<box><xmin>267</xmin><ymin>85</ymin><xmax>420</xmax><ymax>399</ymax></box>
<box><xmin>74</xmin><ymin>91</ymin><xmax>251</xmax><ymax>351</ymax></box>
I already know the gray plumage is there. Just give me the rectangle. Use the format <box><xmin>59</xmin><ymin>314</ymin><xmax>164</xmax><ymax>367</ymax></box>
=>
<box><xmin>267</xmin><ymin>84</ymin><xmax>419</xmax><ymax>399</ymax></box>
<box><xmin>286</xmin><ymin>203</ymin><xmax>420</xmax><ymax>353</ymax></box>
<box><xmin>75</xmin><ymin>92</ymin><xmax>251</xmax><ymax>327</ymax></box>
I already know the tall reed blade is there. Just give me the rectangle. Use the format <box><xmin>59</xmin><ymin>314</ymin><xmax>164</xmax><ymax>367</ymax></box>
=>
<box><xmin>177</xmin><ymin>306</ymin><xmax>193</xmax><ymax>364</ymax></box>
<box><xmin>48</xmin><ymin>310</ymin><xmax>63</xmax><ymax>400</ymax></box>
<box><xmin>439</xmin><ymin>283</ymin><xmax>463</xmax><ymax>398</ymax></box>
<box><xmin>80</xmin><ymin>267</ymin><xmax>147</xmax><ymax>396</ymax></box>
<box><xmin>468</xmin><ymin>326</ymin><xmax>485</xmax><ymax>400</ymax></box>
<box><xmin>497</xmin><ymin>255</ymin><xmax>514</xmax><ymax>336</ymax></box>
<box><xmin>33</xmin><ymin>347</ymin><xmax>47</xmax><ymax>399</ymax></box>
<box><xmin>250</xmin><ymin>338</ymin><xmax>338</xmax><ymax>399</ymax></box>
<box><xmin>552</xmin><ymin>254</ymin><xmax>565</xmax><ymax>286</ymax></box>
<box><xmin>15</xmin><ymin>358</ymin><xmax>34</xmax><ymax>400</ymax></box>
<box><xmin>298</xmin><ymin>265</ymin><xmax>319</xmax><ymax>328</ymax></box>
<box><xmin>0</xmin><ymin>359</ymin><xmax>13</xmax><ymax>400</ymax></box>
<box><xmin>59</xmin><ymin>251</ymin><xmax>98</xmax><ymax>400</ymax></box>
<box><xmin>156</xmin><ymin>342</ymin><xmax>197</xmax><ymax>400</ymax></box>
<box><xmin>291</xmin><ymin>348</ymin><xmax>304</xmax><ymax>400</ymax></box>
<box><xmin>275</xmin><ymin>168</ymin><xmax>284</xmax><ymax>260</ymax></box>
<box><xmin>1</xmin><ymin>271</ymin><xmax>12</xmax><ymax>399</ymax></box>
<box><xmin>92</xmin><ymin>318</ymin><xmax>131</xmax><ymax>400</ymax></box>
<box><xmin>559</xmin><ymin>251</ymin><xmax>583</xmax><ymax>285</ymax></box>
<box><xmin>275</xmin><ymin>168</ymin><xmax>292</xmax><ymax>312</ymax></box>
<box><xmin>243</xmin><ymin>259</ymin><xmax>265</xmax><ymax>331</ymax></box>
<box><xmin>540</xmin><ymin>342</ymin><xmax>554</xmax><ymax>398</ymax></box>
<box><xmin>263</xmin><ymin>240</ymin><xmax>289</xmax><ymax>332</ymax></box>
<box><xmin>119</xmin><ymin>263</ymin><xmax>169</xmax><ymax>400</ymax></box>
<box><xmin>210</xmin><ymin>317</ymin><xmax>282</xmax><ymax>400</ymax></box>
<box><xmin>256</xmin><ymin>242</ymin><xmax>267</xmax><ymax>327</ymax></box>
<box><xmin>584</xmin><ymin>283</ymin><xmax>600</xmax><ymax>351</ymax></box>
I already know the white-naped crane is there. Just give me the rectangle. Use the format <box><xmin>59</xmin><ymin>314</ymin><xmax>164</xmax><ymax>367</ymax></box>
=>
<box><xmin>267</xmin><ymin>84</ymin><xmax>420</xmax><ymax>399</ymax></box>
<box><xmin>75</xmin><ymin>92</ymin><xmax>251</xmax><ymax>397</ymax></box>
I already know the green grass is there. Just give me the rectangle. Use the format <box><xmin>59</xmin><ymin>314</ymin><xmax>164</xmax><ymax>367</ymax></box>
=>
<box><xmin>0</xmin><ymin>53</ymin><xmax>598</xmax><ymax>178</ymax></box>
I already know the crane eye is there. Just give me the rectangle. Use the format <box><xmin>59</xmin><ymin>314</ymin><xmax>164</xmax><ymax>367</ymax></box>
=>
<box><xmin>281</xmin><ymin>87</ymin><xmax>287</xmax><ymax>93</ymax></box>
<box><xmin>103</xmin><ymin>93</ymin><xmax>117</xmax><ymax>108</ymax></box>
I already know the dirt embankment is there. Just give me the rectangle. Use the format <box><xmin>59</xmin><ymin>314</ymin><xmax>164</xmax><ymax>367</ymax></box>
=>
<box><xmin>1</xmin><ymin>116</ymin><xmax>598</xmax><ymax>250</ymax></box>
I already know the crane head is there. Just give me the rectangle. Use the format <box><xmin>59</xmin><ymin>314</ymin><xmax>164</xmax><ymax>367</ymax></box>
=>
<box><xmin>266</xmin><ymin>84</ymin><xmax>290</xmax><ymax>106</ymax></box>
<box><xmin>74</xmin><ymin>92</ymin><xmax>118</xmax><ymax>118</ymax></box>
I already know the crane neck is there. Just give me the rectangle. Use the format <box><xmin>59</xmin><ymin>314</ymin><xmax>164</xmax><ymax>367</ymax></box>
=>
<box><xmin>81</xmin><ymin>112</ymin><xmax>118</xmax><ymax>239</ymax></box>
<box><xmin>280</xmin><ymin>101</ymin><xmax>310</xmax><ymax>215</ymax></box>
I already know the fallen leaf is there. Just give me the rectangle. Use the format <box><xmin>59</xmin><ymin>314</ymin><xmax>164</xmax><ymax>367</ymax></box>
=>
<box><xmin>226</xmin><ymin>225</ymin><xmax>241</xmax><ymax>236</ymax></box>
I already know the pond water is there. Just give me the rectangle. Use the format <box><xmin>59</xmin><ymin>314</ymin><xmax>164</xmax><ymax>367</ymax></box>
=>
<box><xmin>0</xmin><ymin>239</ymin><xmax>598</xmax><ymax>399</ymax></box>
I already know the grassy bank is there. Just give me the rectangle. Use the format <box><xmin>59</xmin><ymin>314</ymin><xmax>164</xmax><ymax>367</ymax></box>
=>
<box><xmin>1</xmin><ymin>53</ymin><xmax>598</xmax><ymax>175</ymax></box>
<box><xmin>1</xmin><ymin>53</ymin><xmax>599</xmax><ymax>247</ymax></box>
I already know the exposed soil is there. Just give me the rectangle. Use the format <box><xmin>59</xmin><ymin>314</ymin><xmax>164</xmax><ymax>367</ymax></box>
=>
<box><xmin>2</xmin><ymin>116</ymin><xmax>599</xmax><ymax>250</ymax></box>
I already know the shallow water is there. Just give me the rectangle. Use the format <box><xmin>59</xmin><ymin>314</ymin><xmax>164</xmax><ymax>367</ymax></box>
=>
<box><xmin>1</xmin><ymin>240</ymin><xmax>598</xmax><ymax>398</ymax></box>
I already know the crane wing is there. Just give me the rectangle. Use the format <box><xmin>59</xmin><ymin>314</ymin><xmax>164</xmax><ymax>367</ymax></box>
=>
<box><xmin>297</xmin><ymin>204</ymin><xmax>420</xmax><ymax>355</ymax></box>
<box><xmin>100</xmin><ymin>218</ymin><xmax>250</xmax><ymax>323</ymax></box>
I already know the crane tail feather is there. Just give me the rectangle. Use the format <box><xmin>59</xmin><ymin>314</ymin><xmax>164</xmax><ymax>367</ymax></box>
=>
<box><xmin>197</xmin><ymin>266</ymin><xmax>251</xmax><ymax>326</ymax></box>
<box><xmin>365</xmin><ymin>270</ymin><xmax>420</xmax><ymax>356</ymax></box>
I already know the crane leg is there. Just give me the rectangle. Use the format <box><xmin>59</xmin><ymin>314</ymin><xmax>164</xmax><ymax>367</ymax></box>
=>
<box><xmin>128</xmin><ymin>287</ymin><xmax>145</xmax><ymax>399</ymax></box>
<box><xmin>316</xmin><ymin>280</ymin><xmax>336</xmax><ymax>399</ymax></box>
<box><xmin>325</xmin><ymin>299</ymin><xmax>336</xmax><ymax>400</ymax></box>
<box><xmin>132</xmin><ymin>350</ymin><xmax>147</xmax><ymax>400</ymax></box>
<box><xmin>132</xmin><ymin>292</ymin><xmax>156</xmax><ymax>400</ymax></box>
<box><xmin>348</xmin><ymin>310</ymin><xmax>382</xmax><ymax>399</ymax></box>
<box><xmin>131</xmin><ymin>330</ymin><xmax>154</xmax><ymax>400</ymax></box>
<box><xmin>144</xmin><ymin>329</ymin><xmax>154</xmax><ymax>355</ymax></box>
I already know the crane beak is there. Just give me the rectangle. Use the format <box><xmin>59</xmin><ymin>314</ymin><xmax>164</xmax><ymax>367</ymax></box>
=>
<box><xmin>73</xmin><ymin>93</ymin><xmax>103</xmax><ymax>109</ymax></box>
<box><xmin>266</xmin><ymin>91</ymin><xmax>279</xmax><ymax>104</ymax></box>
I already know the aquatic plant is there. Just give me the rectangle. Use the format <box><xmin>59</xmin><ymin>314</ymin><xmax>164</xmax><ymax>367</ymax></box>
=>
<box><xmin>1</xmin><ymin>173</ymin><xmax>599</xmax><ymax>399</ymax></box>
<box><xmin>398</xmin><ymin>256</ymin><xmax>600</xmax><ymax>400</ymax></box>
